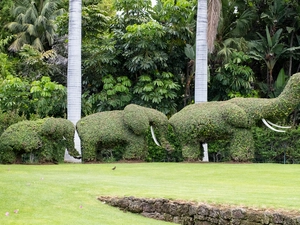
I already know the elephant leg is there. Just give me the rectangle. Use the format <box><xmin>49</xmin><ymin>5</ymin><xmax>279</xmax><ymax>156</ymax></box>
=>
<box><xmin>81</xmin><ymin>140</ymin><xmax>98</xmax><ymax>162</ymax></box>
<box><xmin>182</xmin><ymin>141</ymin><xmax>203</xmax><ymax>161</ymax></box>
<box><xmin>123</xmin><ymin>135</ymin><xmax>147</xmax><ymax>160</ymax></box>
<box><xmin>230</xmin><ymin>128</ymin><xmax>255</xmax><ymax>162</ymax></box>
<box><xmin>0</xmin><ymin>145</ymin><xmax>17</xmax><ymax>164</ymax></box>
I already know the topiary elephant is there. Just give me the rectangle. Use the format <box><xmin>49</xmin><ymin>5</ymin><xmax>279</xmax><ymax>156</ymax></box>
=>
<box><xmin>76</xmin><ymin>104</ymin><xmax>171</xmax><ymax>162</ymax></box>
<box><xmin>169</xmin><ymin>73</ymin><xmax>300</xmax><ymax>162</ymax></box>
<box><xmin>0</xmin><ymin>118</ymin><xmax>79</xmax><ymax>164</ymax></box>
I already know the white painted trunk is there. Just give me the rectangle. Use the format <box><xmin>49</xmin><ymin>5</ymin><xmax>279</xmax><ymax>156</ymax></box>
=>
<box><xmin>195</xmin><ymin>0</ymin><xmax>209</xmax><ymax>161</ymax></box>
<box><xmin>65</xmin><ymin>0</ymin><xmax>82</xmax><ymax>162</ymax></box>
<box><xmin>195</xmin><ymin>0</ymin><xmax>208</xmax><ymax>103</ymax></box>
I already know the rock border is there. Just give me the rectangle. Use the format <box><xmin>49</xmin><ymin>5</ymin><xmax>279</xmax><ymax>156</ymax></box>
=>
<box><xmin>98</xmin><ymin>196</ymin><xmax>300</xmax><ymax>224</ymax></box>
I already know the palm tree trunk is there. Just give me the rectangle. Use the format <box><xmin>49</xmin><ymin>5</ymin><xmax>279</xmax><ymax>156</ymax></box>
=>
<box><xmin>65</xmin><ymin>0</ymin><xmax>82</xmax><ymax>162</ymax></box>
<box><xmin>195</xmin><ymin>0</ymin><xmax>209</xmax><ymax>161</ymax></box>
<box><xmin>195</xmin><ymin>0</ymin><xmax>208</xmax><ymax>104</ymax></box>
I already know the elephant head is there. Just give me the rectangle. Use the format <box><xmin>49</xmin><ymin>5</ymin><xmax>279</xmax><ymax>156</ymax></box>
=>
<box><xmin>123</xmin><ymin>104</ymin><xmax>170</xmax><ymax>149</ymax></box>
<box><xmin>41</xmin><ymin>118</ymin><xmax>79</xmax><ymax>158</ymax></box>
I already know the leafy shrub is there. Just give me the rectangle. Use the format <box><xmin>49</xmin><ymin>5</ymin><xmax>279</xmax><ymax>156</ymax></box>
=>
<box><xmin>207</xmin><ymin>127</ymin><xmax>300</xmax><ymax>164</ymax></box>
<box><xmin>146</xmin><ymin>125</ymin><xmax>183</xmax><ymax>162</ymax></box>
<box><xmin>0</xmin><ymin>118</ymin><xmax>76</xmax><ymax>164</ymax></box>
<box><xmin>0</xmin><ymin>111</ymin><xmax>26</xmax><ymax>136</ymax></box>
<box><xmin>0</xmin><ymin>75</ymin><xmax>66</xmax><ymax>118</ymax></box>
<box><xmin>208</xmin><ymin>140</ymin><xmax>231</xmax><ymax>162</ymax></box>
<box><xmin>253</xmin><ymin>127</ymin><xmax>300</xmax><ymax>164</ymax></box>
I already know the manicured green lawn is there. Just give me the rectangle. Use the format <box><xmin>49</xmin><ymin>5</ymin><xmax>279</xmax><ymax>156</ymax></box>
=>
<box><xmin>1</xmin><ymin>163</ymin><xmax>300</xmax><ymax>224</ymax></box>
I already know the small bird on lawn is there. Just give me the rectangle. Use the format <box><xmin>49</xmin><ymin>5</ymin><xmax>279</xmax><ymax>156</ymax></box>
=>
<box><xmin>112</xmin><ymin>166</ymin><xmax>116</xmax><ymax>170</ymax></box>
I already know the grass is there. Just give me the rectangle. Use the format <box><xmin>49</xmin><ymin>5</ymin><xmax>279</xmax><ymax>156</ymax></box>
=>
<box><xmin>1</xmin><ymin>163</ymin><xmax>300</xmax><ymax>224</ymax></box>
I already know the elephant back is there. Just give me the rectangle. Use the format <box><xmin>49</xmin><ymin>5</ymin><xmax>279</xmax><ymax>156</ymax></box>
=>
<box><xmin>41</xmin><ymin>118</ymin><xmax>74</xmax><ymax>139</ymax></box>
<box><xmin>0</xmin><ymin>120</ymin><xmax>43</xmax><ymax>153</ymax></box>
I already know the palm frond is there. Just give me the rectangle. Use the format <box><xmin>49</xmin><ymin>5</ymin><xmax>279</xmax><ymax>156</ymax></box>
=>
<box><xmin>8</xmin><ymin>33</ymin><xmax>27</xmax><ymax>52</ymax></box>
<box><xmin>217</xmin><ymin>45</ymin><xmax>234</xmax><ymax>62</ymax></box>
<box><xmin>32</xmin><ymin>38</ymin><xmax>44</xmax><ymax>52</ymax></box>
<box><xmin>42</xmin><ymin>1</ymin><xmax>57</xmax><ymax>18</ymax></box>
<box><xmin>6</xmin><ymin>22</ymin><xmax>25</xmax><ymax>33</ymax></box>
<box><xmin>15</xmin><ymin>13</ymin><xmax>25</xmax><ymax>24</ymax></box>
<box><xmin>42</xmin><ymin>49</ymin><xmax>57</xmax><ymax>60</ymax></box>
<box><xmin>35</xmin><ymin>15</ymin><xmax>47</xmax><ymax>28</ymax></box>
<box><xmin>27</xmin><ymin>24</ymin><xmax>37</xmax><ymax>37</ymax></box>
<box><xmin>23</xmin><ymin>4</ymin><xmax>38</xmax><ymax>24</ymax></box>
<box><xmin>45</xmin><ymin>31</ymin><xmax>54</xmax><ymax>46</ymax></box>
<box><xmin>13</xmin><ymin>6</ymin><xmax>27</xmax><ymax>17</ymax></box>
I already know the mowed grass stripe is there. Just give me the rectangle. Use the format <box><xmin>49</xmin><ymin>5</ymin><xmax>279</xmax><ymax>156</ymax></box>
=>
<box><xmin>0</xmin><ymin>163</ymin><xmax>299</xmax><ymax>224</ymax></box>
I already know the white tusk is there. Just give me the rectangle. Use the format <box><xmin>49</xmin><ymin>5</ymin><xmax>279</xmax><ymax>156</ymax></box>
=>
<box><xmin>265</xmin><ymin>119</ymin><xmax>291</xmax><ymax>129</ymax></box>
<box><xmin>262</xmin><ymin>119</ymin><xmax>287</xmax><ymax>133</ymax></box>
<box><xmin>150</xmin><ymin>126</ymin><xmax>161</xmax><ymax>146</ymax></box>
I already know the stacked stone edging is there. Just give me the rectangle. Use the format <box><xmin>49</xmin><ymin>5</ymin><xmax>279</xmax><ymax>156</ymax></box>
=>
<box><xmin>98</xmin><ymin>196</ymin><xmax>300</xmax><ymax>225</ymax></box>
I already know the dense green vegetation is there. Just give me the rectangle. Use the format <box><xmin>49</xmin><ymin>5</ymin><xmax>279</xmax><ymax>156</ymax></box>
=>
<box><xmin>1</xmin><ymin>163</ymin><xmax>300</xmax><ymax>224</ymax></box>
<box><xmin>1</xmin><ymin>0</ymin><xmax>299</xmax><ymax>115</ymax></box>
<box><xmin>209</xmin><ymin>127</ymin><xmax>300</xmax><ymax>163</ymax></box>
<box><xmin>1</xmin><ymin>0</ymin><xmax>300</xmax><ymax>163</ymax></box>
<box><xmin>0</xmin><ymin>118</ymin><xmax>78</xmax><ymax>164</ymax></box>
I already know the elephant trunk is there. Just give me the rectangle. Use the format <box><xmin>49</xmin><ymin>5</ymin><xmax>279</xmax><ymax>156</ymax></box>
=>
<box><xmin>272</xmin><ymin>73</ymin><xmax>300</xmax><ymax>117</ymax></box>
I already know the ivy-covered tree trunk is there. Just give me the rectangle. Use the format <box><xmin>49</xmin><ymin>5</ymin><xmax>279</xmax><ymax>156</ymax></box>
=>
<box><xmin>65</xmin><ymin>0</ymin><xmax>82</xmax><ymax>162</ymax></box>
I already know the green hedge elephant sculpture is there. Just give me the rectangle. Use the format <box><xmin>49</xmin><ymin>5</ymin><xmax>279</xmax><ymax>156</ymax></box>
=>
<box><xmin>0</xmin><ymin>118</ymin><xmax>79</xmax><ymax>164</ymax></box>
<box><xmin>169</xmin><ymin>73</ymin><xmax>300</xmax><ymax>161</ymax></box>
<box><xmin>76</xmin><ymin>104</ymin><xmax>171</xmax><ymax>162</ymax></box>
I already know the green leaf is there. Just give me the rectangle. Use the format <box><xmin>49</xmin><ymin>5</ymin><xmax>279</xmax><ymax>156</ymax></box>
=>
<box><xmin>153</xmin><ymin>79</ymin><xmax>164</xmax><ymax>87</ymax></box>
<box><xmin>139</xmin><ymin>75</ymin><xmax>152</xmax><ymax>82</ymax></box>
<box><xmin>143</xmin><ymin>84</ymin><xmax>154</xmax><ymax>92</ymax></box>
<box><xmin>266</xmin><ymin>26</ymin><xmax>272</xmax><ymax>48</ymax></box>
<box><xmin>272</xmin><ymin>29</ymin><xmax>283</xmax><ymax>46</ymax></box>
<box><xmin>30</xmin><ymin>86</ymin><xmax>42</xmax><ymax>93</ymax></box>
<box><xmin>286</xmin><ymin>27</ymin><xmax>294</xmax><ymax>34</ymax></box>
<box><xmin>184</xmin><ymin>44</ymin><xmax>195</xmax><ymax>60</ymax></box>
<box><xmin>275</xmin><ymin>68</ymin><xmax>286</xmax><ymax>89</ymax></box>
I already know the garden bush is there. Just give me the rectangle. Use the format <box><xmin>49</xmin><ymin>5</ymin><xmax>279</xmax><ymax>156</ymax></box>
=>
<box><xmin>253</xmin><ymin>127</ymin><xmax>300</xmax><ymax>164</ymax></box>
<box><xmin>146</xmin><ymin>125</ymin><xmax>183</xmax><ymax>162</ymax></box>
<box><xmin>207</xmin><ymin>127</ymin><xmax>300</xmax><ymax>164</ymax></box>
<box><xmin>208</xmin><ymin>140</ymin><xmax>231</xmax><ymax>162</ymax></box>
<box><xmin>0</xmin><ymin>118</ymin><xmax>76</xmax><ymax>164</ymax></box>
<box><xmin>0</xmin><ymin>111</ymin><xmax>26</xmax><ymax>136</ymax></box>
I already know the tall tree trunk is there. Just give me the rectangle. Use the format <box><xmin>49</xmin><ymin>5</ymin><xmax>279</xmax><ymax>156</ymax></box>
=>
<box><xmin>64</xmin><ymin>0</ymin><xmax>82</xmax><ymax>162</ymax></box>
<box><xmin>195</xmin><ymin>0</ymin><xmax>208</xmax><ymax>161</ymax></box>
<box><xmin>194</xmin><ymin>0</ymin><xmax>221</xmax><ymax>162</ymax></box>
<box><xmin>195</xmin><ymin>0</ymin><xmax>208</xmax><ymax>104</ymax></box>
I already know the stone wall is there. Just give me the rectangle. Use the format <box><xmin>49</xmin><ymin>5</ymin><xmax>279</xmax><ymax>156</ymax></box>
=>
<box><xmin>98</xmin><ymin>196</ymin><xmax>300</xmax><ymax>225</ymax></box>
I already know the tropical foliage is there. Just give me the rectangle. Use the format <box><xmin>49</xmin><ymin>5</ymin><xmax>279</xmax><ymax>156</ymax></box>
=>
<box><xmin>5</xmin><ymin>0</ymin><xmax>65</xmax><ymax>52</ymax></box>
<box><xmin>0</xmin><ymin>75</ymin><xmax>66</xmax><ymax>118</ymax></box>
<box><xmin>1</xmin><ymin>0</ymin><xmax>300</xmax><ymax>163</ymax></box>
<box><xmin>1</xmin><ymin>0</ymin><xmax>299</xmax><ymax>114</ymax></box>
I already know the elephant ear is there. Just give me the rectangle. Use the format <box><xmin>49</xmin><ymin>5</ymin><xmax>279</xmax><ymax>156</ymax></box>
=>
<box><xmin>123</xmin><ymin>104</ymin><xmax>149</xmax><ymax>135</ymax></box>
<box><xmin>41</xmin><ymin>118</ymin><xmax>74</xmax><ymax>139</ymax></box>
